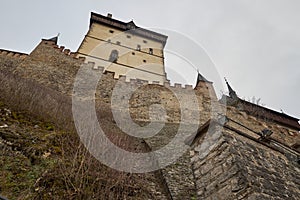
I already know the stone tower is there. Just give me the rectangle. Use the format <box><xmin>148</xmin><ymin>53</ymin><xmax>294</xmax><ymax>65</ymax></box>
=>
<box><xmin>76</xmin><ymin>12</ymin><xmax>168</xmax><ymax>84</ymax></box>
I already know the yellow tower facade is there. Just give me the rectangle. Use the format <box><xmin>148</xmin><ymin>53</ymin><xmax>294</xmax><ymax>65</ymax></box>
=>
<box><xmin>77</xmin><ymin>12</ymin><xmax>168</xmax><ymax>84</ymax></box>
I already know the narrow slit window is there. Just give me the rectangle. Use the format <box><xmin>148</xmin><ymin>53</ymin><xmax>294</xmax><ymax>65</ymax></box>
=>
<box><xmin>137</xmin><ymin>44</ymin><xmax>141</xmax><ymax>51</ymax></box>
<box><xmin>109</xmin><ymin>50</ymin><xmax>119</xmax><ymax>63</ymax></box>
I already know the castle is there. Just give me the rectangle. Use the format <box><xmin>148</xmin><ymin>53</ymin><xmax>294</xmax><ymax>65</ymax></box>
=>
<box><xmin>0</xmin><ymin>12</ymin><xmax>299</xmax><ymax>199</ymax></box>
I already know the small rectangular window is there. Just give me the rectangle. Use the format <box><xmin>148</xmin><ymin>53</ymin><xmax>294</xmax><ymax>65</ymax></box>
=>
<box><xmin>127</xmin><ymin>35</ymin><xmax>131</xmax><ymax>38</ymax></box>
<box><xmin>116</xmin><ymin>41</ymin><xmax>121</xmax><ymax>45</ymax></box>
<box><xmin>143</xmin><ymin>40</ymin><xmax>147</xmax><ymax>44</ymax></box>
<box><xmin>149</xmin><ymin>48</ymin><xmax>153</xmax><ymax>55</ymax></box>
<box><xmin>137</xmin><ymin>44</ymin><xmax>141</xmax><ymax>51</ymax></box>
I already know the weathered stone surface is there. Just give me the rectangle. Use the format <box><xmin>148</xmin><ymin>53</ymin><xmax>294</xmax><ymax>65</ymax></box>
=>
<box><xmin>0</xmin><ymin>36</ymin><xmax>299</xmax><ymax>200</ymax></box>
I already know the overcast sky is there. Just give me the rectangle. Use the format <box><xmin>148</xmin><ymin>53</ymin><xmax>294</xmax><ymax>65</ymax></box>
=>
<box><xmin>0</xmin><ymin>0</ymin><xmax>299</xmax><ymax>119</ymax></box>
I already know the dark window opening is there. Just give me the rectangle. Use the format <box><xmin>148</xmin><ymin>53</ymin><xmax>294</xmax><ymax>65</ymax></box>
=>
<box><xmin>109</xmin><ymin>50</ymin><xmax>119</xmax><ymax>63</ymax></box>
<box><xmin>137</xmin><ymin>44</ymin><xmax>141</xmax><ymax>51</ymax></box>
<box><xmin>149</xmin><ymin>48</ymin><xmax>153</xmax><ymax>55</ymax></box>
<box><xmin>116</xmin><ymin>41</ymin><xmax>121</xmax><ymax>45</ymax></box>
<box><xmin>143</xmin><ymin>59</ymin><xmax>147</xmax><ymax>63</ymax></box>
<box><xmin>127</xmin><ymin>35</ymin><xmax>131</xmax><ymax>38</ymax></box>
<box><xmin>132</xmin><ymin>52</ymin><xmax>135</xmax><ymax>55</ymax></box>
<box><xmin>109</xmin><ymin>30</ymin><xmax>114</xmax><ymax>33</ymax></box>
<box><xmin>143</xmin><ymin>40</ymin><xmax>147</xmax><ymax>44</ymax></box>
<box><xmin>107</xmin><ymin>39</ymin><xmax>111</xmax><ymax>43</ymax></box>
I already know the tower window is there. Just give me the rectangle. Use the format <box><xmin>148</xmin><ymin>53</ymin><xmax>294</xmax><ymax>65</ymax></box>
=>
<box><xmin>132</xmin><ymin>52</ymin><xmax>135</xmax><ymax>55</ymax></box>
<box><xmin>109</xmin><ymin>30</ymin><xmax>114</xmax><ymax>33</ymax></box>
<box><xmin>137</xmin><ymin>44</ymin><xmax>141</xmax><ymax>51</ymax></box>
<box><xmin>116</xmin><ymin>41</ymin><xmax>121</xmax><ymax>45</ymax></box>
<box><xmin>109</xmin><ymin>50</ymin><xmax>119</xmax><ymax>63</ymax></box>
<box><xmin>149</xmin><ymin>48</ymin><xmax>153</xmax><ymax>55</ymax></box>
<box><xmin>143</xmin><ymin>59</ymin><xmax>147</xmax><ymax>63</ymax></box>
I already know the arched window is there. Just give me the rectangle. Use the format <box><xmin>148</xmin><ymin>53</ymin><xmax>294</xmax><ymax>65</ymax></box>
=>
<box><xmin>109</xmin><ymin>50</ymin><xmax>119</xmax><ymax>62</ymax></box>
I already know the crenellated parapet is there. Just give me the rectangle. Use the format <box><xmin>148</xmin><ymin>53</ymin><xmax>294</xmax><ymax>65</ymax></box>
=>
<box><xmin>0</xmin><ymin>36</ymin><xmax>222</xmax><ymax>136</ymax></box>
<box><xmin>35</xmin><ymin>38</ymin><xmax>213</xmax><ymax>94</ymax></box>
<box><xmin>0</xmin><ymin>49</ymin><xmax>28</xmax><ymax>59</ymax></box>
<box><xmin>0</xmin><ymin>48</ymin><xmax>28</xmax><ymax>73</ymax></box>
<box><xmin>23</xmin><ymin>38</ymin><xmax>216</xmax><ymax>127</ymax></box>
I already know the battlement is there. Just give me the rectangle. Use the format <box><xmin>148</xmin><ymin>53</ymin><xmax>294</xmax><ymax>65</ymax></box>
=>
<box><xmin>52</xmin><ymin>45</ymin><xmax>77</xmax><ymax>58</ymax></box>
<box><xmin>11</xmin><ymin>37</ymin><xmax>295</xmax><ymax>146</ymax></box>
<box><xmin>0</xmin><ymin>49</ymin><xmax>28</xmax><ymax>59</ymax></box>
<box><xmin>40</xmin><ymin>35</ymin><xmax>203</xmax><ymax>91</ymax></box>
<box><xmin>81</xmin><ymin>59</ymin><xmax>196</xmax><ymax>89</ymax></box>
<box><xmin>47</xmin><ymin>40</ymin><xmax>196</xmax><ymax>90</ymax></box>
<box><xmin>40</xmin><ymin>39</ymin><xmax>81</xmax><ymax>61</ymax></box>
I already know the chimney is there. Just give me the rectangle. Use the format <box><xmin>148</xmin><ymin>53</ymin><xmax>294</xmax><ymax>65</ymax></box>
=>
<box><xmin>107</xmin><ymin>13</ymin><xmax>112</xmax><ymax>18</ymax></box>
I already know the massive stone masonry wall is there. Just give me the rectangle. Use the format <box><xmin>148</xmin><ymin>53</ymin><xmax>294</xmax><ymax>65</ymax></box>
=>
<box><xmin>0</xmin><ymin>43</ymin><xmax>174</xmax><ymax>200</ymax></box>
<box><xmin>0</xmin><ymin>41</ymin><xmax>223</xmax><ymax>199</ymax></box>
<box><xmin>0</xmin><ymin>49</ymin><xmax>27</xmax><ymax>72</ymax></box>
<box><xmin>16</xmin><ymin>40</ymin><xmax>81</xmax><ymax>96</ymax></box>
<box><xmin>12</xmin><ymin>40</ymin><xmax>218</xmax><ymax>124</ymax></box>
<box><xmin>223</xmin><ymin>95</ymin><xmax>300</xmax><ymax>131</ymax></box>
<box><xmin>225</xmin><ymin>106</ymin><xmax>300</xmax><ymax>149</ymax></box>
<box><xmin>143</xmin><ymin>123</ymin><xmax>198</xmax><ymax>200</ymax></box>
<box><xmin>1</xmin><ymin>39</ymin><xmax>299</xmax><ymax>199</ymax></box>
<box><xmin>0</xmin><ymin>40</ymin><xmax>220</xmax><ymax>199</ymax></box>
<box><xmin>190</xmin><ymin>121</ymin><xmax>300</xmax><ymax>200</ymax></box>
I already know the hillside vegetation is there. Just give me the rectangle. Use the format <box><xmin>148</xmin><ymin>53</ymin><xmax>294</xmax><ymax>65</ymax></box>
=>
<box><xmin>0</xmin><ymin>101</ymin><xmax>159</xmax><ymax>200</ymax></box>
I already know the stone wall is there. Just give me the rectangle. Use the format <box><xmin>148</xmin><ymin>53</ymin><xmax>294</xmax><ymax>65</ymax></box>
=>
<box><xmin>0</xmin><ymin>49</ymin><xmax>27</xmax><ymax>72</ymax></box>
<box><xmin>10</xmin><ymin>40</ymin><xmax>218</xmax><ymax>125</ymax></box>
<box><xmin>1</xmin><ymin>38</ymin><xmax>299</xmax><ymax>200</ymax></box>
<box><xmin>190</xmin><ymin>121</ymin><xmax>300</xmax><ymax>200</ymax></box>
<box><xmin>225</xmin><ymin>106</ymin><xmax>300</xmax><ymax>150</ymax></box>
<box><xmin>0</xmin><ymin>42</ymin><xmax>174</xmax><ymax>200</ymax></box>
<box><xmin>0</xmin><ymin>39</ymin><xmax>218</xmax><ymax>199</ymax></box>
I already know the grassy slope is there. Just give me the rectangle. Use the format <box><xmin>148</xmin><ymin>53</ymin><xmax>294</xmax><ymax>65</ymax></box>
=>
<box><xmin>0</xmin><ymin>100</ymin><xmax>163</xmax><ymax>200</ymax></box>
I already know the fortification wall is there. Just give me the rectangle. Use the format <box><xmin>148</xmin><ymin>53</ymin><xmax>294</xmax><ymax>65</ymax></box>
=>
<box><xmin>190</xmin><ymin>125</ymin><xmax>300</xmax><ymax>200</ymax></box>
<box><xmin>0</xmin><ymin>65</ymin><xmax>77</xmax><ymax>133</ymax></box>
<box><xmin>0</xmin><ymin>49</ymin><xmax>27</xmax><ymax>72</ymax></box>
<box><xmin>2</xmin><ymin>39</ymin><xmax>298</xmax><ymax>200</ymax></box>
<box><xmin>0</xmin><ymin>43</ymin><xmax>174</xmax><ymax>200</ymax></box>
<box><xmin>9</xmin><ymin>39</ymin><xmax>218</xmax><ymax>126</ymax></box>
<box><xmin>225</xmin><ymin>106</ymin><xmax>300</xmax><ymax>149</ymax></box>
<box><xmin>0</xmin><ymin>39</ymin><xmax>220</xmax><ymax>199</ymax></box>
